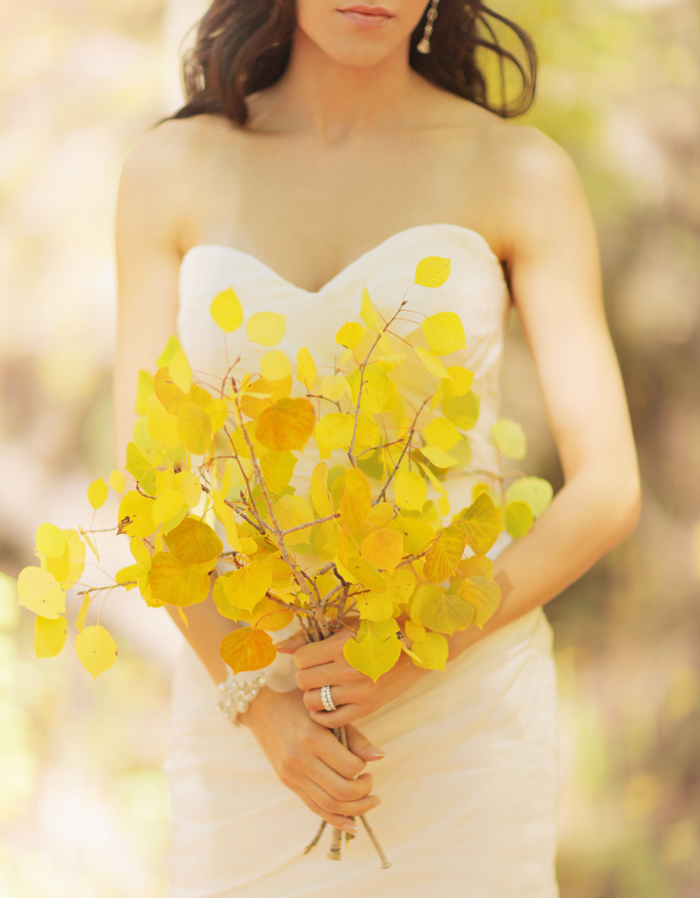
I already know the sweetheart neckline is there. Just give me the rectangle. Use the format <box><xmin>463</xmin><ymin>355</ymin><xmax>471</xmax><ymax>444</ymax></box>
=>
<box><xmin>179</xmin><ymin>222</ymin><xmax>504</xmax><ymax>297</ymax></box>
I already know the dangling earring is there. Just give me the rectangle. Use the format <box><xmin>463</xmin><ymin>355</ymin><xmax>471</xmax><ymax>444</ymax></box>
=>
<box><xmin>416</xmin><ymin>0</ymin><xmax>440</xmax><ymax>54</ymax></box>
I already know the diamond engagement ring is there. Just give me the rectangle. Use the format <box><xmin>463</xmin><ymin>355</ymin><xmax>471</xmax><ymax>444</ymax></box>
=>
<box><xmin>320</xmin><ymin>685</ymin><xmax>337</xmax><ymax>712</ymax></box>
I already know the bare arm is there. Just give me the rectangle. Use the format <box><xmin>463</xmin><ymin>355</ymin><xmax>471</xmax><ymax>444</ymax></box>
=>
<box><xmin>292</xmin><ymin>130</ymin><xmax>641</xmax><ymax>727</ymax></box>
<box><xmin>114</xmin><ymin>125</ymin><xmax>383</xmax><ymax>829</ymax></box>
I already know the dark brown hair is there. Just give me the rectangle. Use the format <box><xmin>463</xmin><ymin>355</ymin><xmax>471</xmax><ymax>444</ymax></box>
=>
<box><xmin>170</xmin><ymin>0</ymin><xmax>537</xmax><ymax>125</ymax></box>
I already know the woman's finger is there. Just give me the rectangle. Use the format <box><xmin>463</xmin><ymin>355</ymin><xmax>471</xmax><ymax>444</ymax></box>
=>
<box><xmin>312</xmin><ymin>725</ymin><xmax>367</xmax><ymax>779</ymax></box>
<box><xmin>273</xmin><ymin>629</ymin><xmax>307</xmax><ymax>654</ymax></box>
<box><xmin>294</xmin><ymin>630</ymin><xmax>352</xmax><ymax>669</ymax></box>
<box><xmin>289</xmin><ymin>785</ymin><xmax>357</xmax><ymax>833</ymax></box>
<box><xmin>303</xmin><ymin>684</ymin><xmax>357</xmax><ymax>713</ymax></box>
<box><xmin>301</xmin><ymin>774</ymin><xmax>380</xmax><ymax>818</ymax></box>
<box><xmin>310</xmin><ymin>704</ymin><xmax>362</xmax><ymax>729</ymax></box>
<box><xmin>344</xmin><ymin>723</ymin><xmax>386</xmax><ymax>761</ymax></box>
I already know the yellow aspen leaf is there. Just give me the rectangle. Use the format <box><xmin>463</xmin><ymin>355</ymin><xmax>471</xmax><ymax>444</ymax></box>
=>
<box><xmin>189</xmin><ymin>383</ymin><xmax>215</xmax><ymax>411</ymax></box>
<box><xmin>36</xmin><ymin>523</ymin><xmax>67</xmax><ymax>560</ymax></box>
<box><xmin>75</xmin><ymin>593</ymin><xmax>92</xmax><ymax>632</ymax></box>
<box><xmin>273</xmin><ymin>495</ymin><xmax>314</xmax><ymax>545</ymax></box>
<box><xmin>116</xmin><ymin>564</ymin><xmax>139</xmax><ymax>591</ymax></box>
<box><xmin>339</xmin><ymin>468</ymin><xmax>372</xmax><ymax>529</ymax></box>
<box><xmin>297</xmin><ymin>346</ymin><xmax>317</xmax><ymax>388</ymax></box>
<box><xmin>360</xmin><ymin>287</ymin><xmax>381</xmax><ymax>330</ymax></box>
<box><xmin>156</xmin><ymin>335</ymin><xmax>181</xmax><ymax>368</ymax></box>
<box><xmin>394</xmin><ymin>469</ymin><xmax>427</xmax><ymax>512</ymax></box>
<box><xmin>154</xmin><ymin>367</ymin><xmax>187</xmax><ymax>414</ymax></box>
<box><xmin>206</xmin><ymin>399</ymin><xmax>229</xmax><ymax>433</ymax></box>
<box><xmin>420</xmin><ymin>445</ymin><xmax>458</xmax><ymax>469</ymax></box>
<box><xmin>457</xmin><ymin>576</ymin><xmax>501</xmax><ymax>628</ymax></box>
<box><xmin>504</xmin><ymin>500</ymin><xmax>534</xmax><ymax>538</ymax></box>
<box><xmin>344</xmin><ymin>557</ymin><xmax>387</xmax><ymax>593</ymax></box>
<box><xmin>458</xmin><ymin>493</ymin><xmax>503</xmax><ymax>555</ymax></box>
<box><xmin>213</xmin><ymin>575</ymin><xmax>240</xmax><ymax>620</ymax></box>
<box><xmin>260</xmin><ymin>350</ymin><xmax>292</xmax><ymax>381</ymax></box>
<box><xmin>404</xmin><ymin>619</ymin><xmax>425</xmax><ymax>643</ymax></box>
<box><xmin>414</xmin><ymin>346</ymin><xmax>450</xmax><ymax>379</ymax></box>
<box><xmin>152</xmin><ymin>489</ymin><xmax>185</xmax><ymax>525</ymax></box>
<box><xmin>130</xmin><ymin>537</ymin><xmax>151</xmax><ymax>565</ymax></box>
<box><xmin>441</xmin><ymin>390</ymin><xmax>480</xmax><ymax>430</ymax></box>
<box><xmin>387</xmin><ymin>516</ymin><xmax>435</xmax><ymax>555</ymax></box>
<box><xmin>156</xmin><ymin>469</ymin><xmax>174</xmax><ymax>495</ymax></box>
<box><xmin>423</xmin><ymin>525</ymin><xmax>466</xmax><ymax>583</ymax></box>
<box><xmin>58</xmin><ymin>530</ymin><xmax>85</xmax><ymax>589</ymax></box>
<box><xmin>356</xmin><ymin>591</ymin><xmax>394</xmax><ymax>622</ymax></box>
<box><xmin>437</xmin><ymin>495</ymin><xmax>451</xmax><ymax>517</ymax></box>
<box><xmin>415</xmin><ymin>256</ymin><xmax>451</xmax><ymax>288</ymax></box>
<box><xmin>176</xmin><ymin>471</ymin><xmax>203</xmax><ymax>507</ymax></box>
<box><xmin>164</xmin><ymin>516</ymin><xmax>223</xmax><ymax>565</ymax></box>
<box><xmin>78</xmin><ymin>526</ymin><xmax>99</xmax><ymax>561</ymax></box>
<box><xmin>336</xmin><ymin>321</ymin><xmax>364</xmax><ymax>349</ymax></box>
<box><xmin>417</xmin><ymin>462</ymin><xmax>446</xmax><ymax>497</ymax></box>
<box><xmin>18</xmin><ymin>567</ymin><xmax>65</xmax><ymax>619</ymax></box>
<box><xmin>149</xmin><ymin>552</ymin><xmax>211</xmax><ymax>606</ymax></box>
<box><xmin>240</xmin><ymin>537</ymin><xmax>258</xmax><ymax>555</ymax></box>
<box><xmin>442</xmin><ymin>366</ymin><xmax>474</xmax><ymax>398</ymax></box>
<box><xmin>354</xmin><ymin>414</ymin><xmax>382</xmax><ymax>449</ymax></box>
<box><xmin>343</xmin><ymin>619</ymin><xmax>402</xmax><ymax>682</ymax></box>
<box><xmin>361</xmin><ymin>529</ymin><xmax>403</xmax><ymax>572</ymax></box>
<box><xmin>211</xmin><ymin>490</ymin><xmax>242</xmax><ymax>552</ymax></box>
<box><xmin>210</xmin><ymin>286</ymin><xmax>244</xmax><ymax>332</ymax></box>
<box><xmin>168</xmin><ymin>347</ymin><xmax>192</xmax><ymax>393</ymax></box>
<box><xmin>220</xmin><ymin>627</ymin><xmax>276</xmax><ymax>674</ymax></box>
<box><xmin>249</xmin><ymin>598</ymin><xmax>295</xmax><ymax>632</ymax></box>
<box><xmin>126</xmin><ymin>442</ymin><xmax>156</xmax><ymax>486</ymax></box>
<box><xmin>456</xmin><ymin>555</ymin><xmax>493</xmax><ymax>580</ymax></box>
<box><xmin>239</xmin><ymin>374</ymin><xmax>292</xmax><ymax>419</ymax></box>
<box><xmin>386</xmin><ymin>566</ymin><xmax>416</xmax><ymax>605</ymax></box>
<box><xmin>492</xmin><ymin>418</ymin><xmax>527</xmax><ymax>459</ymax></box>
<box><xmin>178</xmin><ymin>607</ymin><xmax>189</xmax><ymax>626</ymax></box>
<box><xmin>118</xmin><ymin>491</ymin><xmax>156</xmax><ymax>538</ymax></box>
<box><xmin>309</xmin><ymin>463</ymin><xmax>333</xmax><ymax>517</ymax></box>
<box><xmin>348</xmin><ymin>366</ymin><xmax>392</xmax><ymax>415</ymax></box>
<box><xmin>505</xmin><ymin>477</ymin><xmax>553</xmax><ymax>518</ymax></box>
<box><xmin>256</xmin><ymin>398</ymin><xmax>316</xmax><ymax>452</ymax></box>
<box><xmin>417</xmin><ymin>589</ymin><xmax>474</xmax><ymax>635</ymax></box>
<box><xmin>423</xmin><ymin>417</ymin><xmax>461</xmax><ymax>452</ymax></box>
<box><xmin>246</xmin><ymin>311</ymin><xmax>286</xmax><ymax>347</ymax></box>
<box><xmin>109</xmin><ymin>469</ymin><xmax>126</xmax><ymax>493</ymax></box>
<box><xmin>87</xmin><ymin>477</ymin><xmax>108</xmax><ymax>510</ymax></box>
<box><xmin>314</xmin><ymin>413</ymin><xmax>355</xmax><ymax>456</ymax></box>
<box><xmin>178</xmin><ymin>401</ymin><xmax>212</xmax><ymax>455</ymax></box>
<box><xmin>259</xmin><ymin>451</ymin><xmax>297</xmax><ymax>495</ymax></box>
<box><xmin>35</xmin><ymin>615</ymin><xmax>67</xmax><ymax>659</ymax></box>
<box><xmin>421</xmin><ymin>311</ymin><xmax>466</xmax><ymax>355</ymax></box>
<box><xmin>320</xmin><ymin>374</ymin><xmax>348</xmax><ymax>402</ymax></box>
<box><xmin>222</xmin><ymin>562</ymin><xmax>272</xmax><ymax>613</ymax></box>
<box><xmin>75</xmin><ymin>625</ymin><xmax>118</xmax><ymax>679</ymax></box>
<box><xmin>449</xmin><ymin>437</ymin><xmax>472</xmax><ymax>468</ymax></box>
<box><xmin>147</xmin><ymin>394</ymin><xmax>180</xmax><ymax>448</ymax></box>
<box><xmin>135</xmin><ymin>369</ymin><xmax>155</xmax><ymax>415</ymax></box>
<box><xmin>411</xmin><ymin>632</ymin><xmax>449</xmax><ymax>670</ymax></box>
<box><xmin>367</xmin><ymin>502</ymin><xmax>394</xmax><ymax>529</ymax></box>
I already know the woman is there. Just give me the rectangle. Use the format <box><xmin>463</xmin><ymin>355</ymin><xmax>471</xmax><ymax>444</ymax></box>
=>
<box><xmin>115</xmin><ymin>1</ymin><xmax>640</xmax><ymax>894</ymax></box>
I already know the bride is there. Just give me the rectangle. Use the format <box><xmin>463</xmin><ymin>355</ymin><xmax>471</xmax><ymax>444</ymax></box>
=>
<box><xmin>114</xmin><ymin>1</ymin><xmax>640</xmax><ymax>894</ymax></box>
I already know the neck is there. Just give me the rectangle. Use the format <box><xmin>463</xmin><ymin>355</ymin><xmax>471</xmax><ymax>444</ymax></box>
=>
<box><xmin>248</xmin><ymin>29</ymin><xmax>420</xmax><ymax>142</ymax></box>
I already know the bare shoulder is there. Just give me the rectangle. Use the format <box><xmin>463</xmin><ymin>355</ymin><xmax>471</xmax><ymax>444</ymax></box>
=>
<box><xmin>117</xmin><ymin>114</ymin><xmax>236</xmax><ymax>251</ymax></box>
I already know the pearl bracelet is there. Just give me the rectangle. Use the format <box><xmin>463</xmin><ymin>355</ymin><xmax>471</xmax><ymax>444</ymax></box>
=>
<box><xmin>217</xmin><ymin>672</ymin><xmax>267</xmax><ymax>727</ymax></box>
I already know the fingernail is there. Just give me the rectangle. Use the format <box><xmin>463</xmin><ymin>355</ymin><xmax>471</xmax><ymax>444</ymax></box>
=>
<box><xmin>366</xmin><ymin>745</ymin><xmax>385</xmax><ymax>758</ymax></box>
<box><xmin>341</xmin><ymin>823</ymin><xmax>357</xmax><ymax>835</ymax></box>
<box><xmin>369</xmin><ymin>796</ymin><xmax>381</xmax><ymax>808</ymax></box>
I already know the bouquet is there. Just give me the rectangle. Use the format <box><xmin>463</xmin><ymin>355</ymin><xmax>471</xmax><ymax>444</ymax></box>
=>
<box><xmin>17</xmin><ymin>254</ymin><xmax>553</xmax><ymax>866</ymax></box>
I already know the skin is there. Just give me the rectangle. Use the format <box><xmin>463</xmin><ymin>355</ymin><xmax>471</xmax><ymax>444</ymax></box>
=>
<box><xmin>114</xmin><ymin>0</ymin><xmax>641</xmax><ymax>837</ymax></box>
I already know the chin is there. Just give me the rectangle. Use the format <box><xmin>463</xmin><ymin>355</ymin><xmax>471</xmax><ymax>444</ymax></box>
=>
<box><xmin>297</xmin><ymin>5</ymin><xmax>411</xmax><ymax>68</ymax></box>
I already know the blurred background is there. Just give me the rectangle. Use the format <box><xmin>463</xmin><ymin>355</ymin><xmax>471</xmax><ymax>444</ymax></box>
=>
<box><xmin>0</xmin><ymin>0</ymin><xmax>698</xmax><ymax>895</ymax></box>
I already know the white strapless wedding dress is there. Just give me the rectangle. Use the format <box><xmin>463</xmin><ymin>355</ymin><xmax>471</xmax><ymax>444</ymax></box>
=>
<box><xmin>165</xmin><ymin>224</ymin><xmax>560</xmax><ymax>897</ymax></box>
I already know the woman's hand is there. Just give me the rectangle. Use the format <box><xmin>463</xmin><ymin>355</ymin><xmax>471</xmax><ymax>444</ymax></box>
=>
<box><xmin>239</xmin><ymin>686</ymin><xmax>385</xmax><ymax>834</ymax></box>
<box><xmin>278</xmin><ymin>629</ymin><xmax>429</xmax><ymax>728</ymax></box>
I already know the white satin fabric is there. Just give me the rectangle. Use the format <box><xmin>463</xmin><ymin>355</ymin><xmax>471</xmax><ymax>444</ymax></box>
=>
<box><xmin>165</xmin><ymin>224</ymin><xmax>560</xmax><ymax>897</ymax></box>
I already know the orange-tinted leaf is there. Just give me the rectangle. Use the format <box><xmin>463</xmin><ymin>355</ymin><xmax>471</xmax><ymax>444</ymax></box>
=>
<box><xmin>220</xmin><ymin>627</ymin><xmax>276</xmax><ymax>674</ymax></box>
<box><xmin>148</xmin><ymin>552</ymin><xmax>210</xmax><ymax>606</ymax></box>
<box><xmin>256</xmin><ymin>398</ymin><xmax>316</xmax><ymax>451</ymax></box>
<box><xmin>360</xmin><ymin>529</ymin><xmax>403</xmax><ymax>572</ymax></box>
